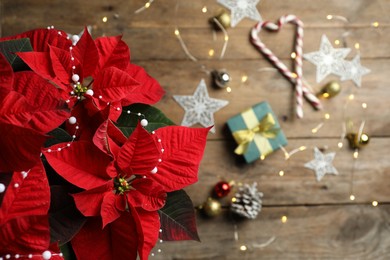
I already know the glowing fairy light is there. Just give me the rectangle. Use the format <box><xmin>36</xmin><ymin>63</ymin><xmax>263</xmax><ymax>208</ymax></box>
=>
<box><xmin>362</xmin><ymin>103</ymin><xmax>367</xmax><ymax>109</ymax></box>
<box><xmin>372</xmin><ymin>201</ymin><xmax>378</xmax><ymax>207</ymax></box>
<box><xmin>208</xmin><ymin>49</ymin><xmax>215</xmax><ymax>57</ymax></box>
<box><xmin>281</xmin><ymin>215</ymin><xmax>288</xmax><ymax>223</ymax></box>
<box><xmin>202</xmin><ymin>6</ymin><xmax>208</xmax><ymax>13</ymax></box>
<box><xmin>371</xmin><ymin>21</ymin><xmax>379</xmax><ymax>27</ymax></box>
<box><xmin>241</xmin><ymin>75</ymin><xmax>248</xmax><ymax>83</ymax></box>
<box><xmin>354</xmin><ymin>43</ymin><xmax>360</xmax><ymax>50</ymax></box>
<box><xmin>350</xmin><ymin>194</ymin><xmax>355</xmax><ymax>201</ymax></box>
<box><xmin>240</xmin><ymin>245</ymin><xmax>247</xmax><ymax>251</ymax></box>
<box><xmin>134</xmin><ymin>0</ymin><xmax>154</xmax><ymax>14</ymax></box>
<box><xmin>290</xmin><ymin>52</ymin><xmax>297</xmax><ymax>59</ymax></box>
<box><xmin>102</xmin><ymin>16</ymin><xmax>108</xmax><ymax>23</ymax></box>
<box><xmin>338</xmin><ymin>142</ymin><xmax>343</xmax><ymax>148</ymax></box>
<box><xmin>349</xmin><ymin>94</ymin><xmax>354</xmax><ymax>100</ymax></box>
<box><xmin>324</xmin><ymin>113</ymin><xmax>330</xmax><ymax>120</ymax></box>
<box><xmin>334</xmin><ymin>39</ymin><xmax>340</xmax><ymax>45</ymax></box>
<box><xmin>279</xmin><ymin>170</ymin><xmax>284</xmax><ymax>177</ymax></box>
<box><xmin>226</xmin><ymin>86</ymin><xmax>232</xmax><ymax>93</ymax></box>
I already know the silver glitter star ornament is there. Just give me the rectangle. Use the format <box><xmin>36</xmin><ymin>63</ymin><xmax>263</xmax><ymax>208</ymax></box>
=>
<box><xmin>304</xmin><ymin>147</ymin><xmax>338</xmax><ymax>181</ymax></box>
<box><xmin>340</xmin><ymin>54</ymin><xmax>370</xmax><ymax>87</ymax></box>
<box><xmin>173</xmin><ymin>79</ymin><xmax>229</xmax><ymax>133</ymax></box>
<box><xmin>217</xmin><ymin>0</ymin><xmax>262</xmax><ymax>27</ymax></box>
<box><xmin>303</xmin><ymin>34</ymin><xmax>351</xmax><ymax>83</ymax></box>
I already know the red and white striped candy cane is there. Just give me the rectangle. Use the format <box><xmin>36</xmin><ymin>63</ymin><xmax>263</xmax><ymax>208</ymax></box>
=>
<box><xmin>250</xmin><ymin>14</ymin><xmax>322</xmax><ymax>118</ymax></box>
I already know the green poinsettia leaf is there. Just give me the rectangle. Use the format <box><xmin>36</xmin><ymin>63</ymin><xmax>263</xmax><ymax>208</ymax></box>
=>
<box><xmin>45</xmin><ymin>128</ymin><xmax>73</xmax><ymax>147</ymax></box>
<box><xmin>60</xmin><ymin>242</ymin><xmax>77</xmax><ymax>260</ymax></box>
<box><xmin>116</xmin><ymin>103</ymin><xmax>175</xmax><ymax>136</ymax></box>
<box><xmin>0</xmin><ymin>38</ymin><xmax>33</xmax><ymax>71</ymax></box>
<box><xmin>49</xmin><ymin>185</ymin><xmax>87</xmax><ymax>246</ymax></box>
<box><xmin>158</xmin><ymin>189</ymin><xmax>200</xmax><ymax>242</ymax></box>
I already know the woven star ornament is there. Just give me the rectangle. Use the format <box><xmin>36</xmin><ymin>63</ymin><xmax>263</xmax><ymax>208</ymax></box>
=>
<box><xmin>304</xmin><ymin>147</ymin><xmax>338</xmax><ymax>181</ymax></box>
<box><xmin>217</xmin><ymin>0</ymin><xmax>262</xmax><ymax>27</ymax></box>
<box><xmin>173</xmin><ymin>79</ymin><xmax>228</xmax><ymax>133</ymax></box>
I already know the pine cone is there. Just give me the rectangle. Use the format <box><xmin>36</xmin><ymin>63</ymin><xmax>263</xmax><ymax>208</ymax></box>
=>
<box><xmin>230</xmin><ymin>182</ymin><xmax>263</xmax><ymax>219</ymax></box>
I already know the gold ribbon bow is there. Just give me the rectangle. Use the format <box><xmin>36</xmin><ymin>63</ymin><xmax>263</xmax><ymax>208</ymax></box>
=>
<box><xmin>232</xmin><ymin>113</ymin><xmax>280</xmax><ymax>155</ymax></box>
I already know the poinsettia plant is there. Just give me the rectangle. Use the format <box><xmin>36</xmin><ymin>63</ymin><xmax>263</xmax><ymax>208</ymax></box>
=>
<box><xmin>0</xmin><ymin>27</ymin><xmax>209</xmax><ymax>260</ymax></box>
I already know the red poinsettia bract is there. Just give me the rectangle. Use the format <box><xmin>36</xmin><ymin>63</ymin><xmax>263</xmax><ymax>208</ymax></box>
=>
<box><xmin>16</xmin><ymin>28</ymin><xmax>164</xmax><ymax>122</ymax></box>
<box><xmin>44</xmin><ymin>122</ymin><xmax>209</xmax><ymax>259</ymax></box>
<box><xmin>0</xmin><ymin>53</ymin><xmax>70</xmax><ymax>172</ymax></box>
<box><xmin>0</xmin><ymin>163</ymin><xmax>62</xmax><ymax>259</ymax></box>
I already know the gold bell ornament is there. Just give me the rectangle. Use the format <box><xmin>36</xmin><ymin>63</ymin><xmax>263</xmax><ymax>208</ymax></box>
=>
<box><xmin>210</xmin><ymin>10</ymin><xmax>231</xmax><ymax>30</ymax></box>
<box><xmin>318</xmin><ymin>81</ymin><xmax>341</xmax><ymax>99</ymax></box>
<box><xmin>211</xmin><ymin>70</ymin><xmax>230</xmax><ymax>88</ymax></box>
<box><xmin>346</xmin><ymin>132</ymin><xmax>370</xmax><ymax>149</ymax></box>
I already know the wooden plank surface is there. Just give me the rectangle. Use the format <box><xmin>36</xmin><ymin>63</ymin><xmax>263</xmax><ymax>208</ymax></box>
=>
<box><xmin>1</xmin><ymin>0</ymin><xmax>389</xmax><ymax>259</ymax></box>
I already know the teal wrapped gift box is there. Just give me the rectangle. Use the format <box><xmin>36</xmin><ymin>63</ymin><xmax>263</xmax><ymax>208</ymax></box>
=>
<box><xmin>226</xmin><ymin>101</ymin><xmax>288</xmax><ymax>163</ymax></box>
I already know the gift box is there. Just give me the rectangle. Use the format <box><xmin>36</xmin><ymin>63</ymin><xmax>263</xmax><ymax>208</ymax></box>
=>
<box><xmin>227</xmin><ymin>101</ymin><xmax>287</xmax><ymax>163</ymax></box>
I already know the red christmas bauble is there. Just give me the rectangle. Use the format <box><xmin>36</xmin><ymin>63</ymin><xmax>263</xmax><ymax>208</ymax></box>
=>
<box><xmin>213</xmin><ymin>181</ymin><xmax>231</xmax><ymax>198</ymax></box>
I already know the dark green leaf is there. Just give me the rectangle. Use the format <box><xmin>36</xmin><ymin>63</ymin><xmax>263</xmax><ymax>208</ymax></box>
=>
<box><xmin>60</xmin><ymin>242</ymin><xmax>78</xmax><ymax>260</ymax></box>
<box><xmin>0</xmin><ymin>38</ymin><xmax>33</xmax><ymax>71</ymax></box>
<box><xmin>158</xmin><ymin>189</ymin><xmax>200</xmax><ymax>241</ymax></box>
<box><xmin>116</xmin><ymin>103</ymin><xmax>175</xmax><ymax>137</ymax></box>
<box><xmin>45</xmin><ymin>128</ymin><xmax>73</xmax><ymax>147</ymax></box>
<box><xmin>49</xmin><ymin>185</ymin><xmax>87</xmax><ymax>246</ymax></box>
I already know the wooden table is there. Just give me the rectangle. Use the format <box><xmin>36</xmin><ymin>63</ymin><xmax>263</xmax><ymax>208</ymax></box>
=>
<box><xmin>2</xmin><ymin>0</ymin><xmax>390</xmax><ymax>259</ymax></box>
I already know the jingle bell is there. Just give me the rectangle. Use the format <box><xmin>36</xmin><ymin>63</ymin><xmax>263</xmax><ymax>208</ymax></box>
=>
<box><xmin>318</xmin><ymin>81</ymin><xmax>341</xmax><ymax>98</ymax></box>
<box><xmin>212</xmin><ymin>70</ymin><xmax>230</xmax><ymax>88</ymax></box>
<box><xmin>211</xmin><ymin>10</ymin><xmax>231</xmax><ymax>30</ymax></box>
<box><xmin>346</xmin><ymin>132</ymin><xmax>370</xmax><ymax>149</ymax></box>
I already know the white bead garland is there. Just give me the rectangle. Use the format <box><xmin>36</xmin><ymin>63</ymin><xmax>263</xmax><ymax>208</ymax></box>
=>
<box><xmin>140</xmin><ymin>119</ymin><xmax>148</xmax><ymax>127</ymax></box>
<box><xmin>150</xmin><ymin>167</ymin><xmax>158</xmax><ymax>174</ymax></box>
<box><xmin>85</xmin><ymin>89</ymin><xmax>94</xmax><ymax>96</ymax></box>
<box><xmin>0</xmin><ymin>183</ymin><xmax>5</xmax><ymax>193</ymax></box>
<box><xmin>42</xmin><ymin>250</ymin><xmax>51</xmax><ymax>260</ymax></box>
<box><xmin>71</xmin><ymin>74</ymin><xmax>80</xmax><ymax>83</ymax></box>
<box><xmin>68</xmin><ymin>116</ymin><xmax>77</xmax><ymax>125</ymax></box>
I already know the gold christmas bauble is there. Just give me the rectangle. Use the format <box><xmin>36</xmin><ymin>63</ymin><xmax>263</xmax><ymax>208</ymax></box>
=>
<box><xmin>346</xmin><ymin>133</ymin><xmax>370</xmax><ymax>149</ymax></box>
<box><xmin>318</xmin><ymin>81</ymin><xmax>341</xmax><ymax>98</ymax></box>
<box><xmin>202</xmin><ymin>198</ymin><xmax>222</xmax><ymax>217</ymax></box>
<box><xmin>212</xmin><ymin>10</ymin><xmax>231</xmax><ymax>30</ymax></box>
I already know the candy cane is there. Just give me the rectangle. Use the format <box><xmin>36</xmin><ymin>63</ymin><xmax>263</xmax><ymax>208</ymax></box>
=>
<box><xmin>250</xmin><ymin>15</ymin><xmax>322</xmax><ymax>118</ymax></box>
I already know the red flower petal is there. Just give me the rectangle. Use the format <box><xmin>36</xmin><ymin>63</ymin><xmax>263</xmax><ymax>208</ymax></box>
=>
<box><xmin>116</xmin><ymin>123</ymin><xmax>160</xmax><ymax>176</ymax></box>
<box><xmin>130</xmin><ymin>206</ymin><xmax>160</xmax><ymax>260</ymax></box>
<box><xmin>94</xmin><ymin>35</ymin><xmax>130</xmax><ymax>74</ymax></box>
<box><xmin>12</xmin><ymin>71</ymin><xmax>70</xmax><ymax>133</ymax></box>
<box><xmin>0</xmin><ymin>123</ymin><xmax>47</xmax><ymax>172</ymax></box>
<box><xmin>127</xmin><ymin>178</ymin><xmax>166</xmax><ymax>211</ymax></box>
<box><xmin>100</xmin><ymin>192</ymin><xmax>122</xmax><ymax>228</ymax></box>
<box><xmin>72</xmin><ymin>182</ymin><xmax>113</xmax><ymax>218</ymax></box>
<box><xmin>152</xmin><ymin>126</ymin><xmax>210</xmax><ymax>191</ymax></box>
<box><xmin>0</xmin><ymin>53</ymin><xmax>13</xmax><ymax>90</ymax></box>
<box><xmin>0</xmin><ymin>28</ymin><xmax>71</xmax><ymax>52</ymax></box>
<box><xmin>0</xmin><ymin>162</ymin><xmax>51</xmax><ymax>254</ymax></box>
<box><xmin>44</xmin><ymin>141</ymin><xmax>111</xmax><ymax>190</ymax></box>
<box><xmin>17</xmin><ymin>51</ymin><xmax>56</xmax><ymax>83</ymax></box>
<box><xmin>73</xmin><ymin>28</ymin><xmax>98</xmax><ymax>77</ymax></box>
<box><xmin>121</xmin><ymin>63</ymin><xmax>165</xmax><ymax>106</ymax></box>
<box><xmin>49</xmin><ymin>45</ymin><xmax>82</xmax><ymax>90</ymax></box>
<box><xmin>93</xmin><ymin>66</ymin><xmax>140</xmax><ymax>102</ymax></box>
<box><xmin>71</xmin><ymin>214</ymin><xmax>139</xmax><ymax>260</ymax></box>
<box><xmin>93</xmin><ymin>120</ymin><xmax>127</xmax><ymax>158</ymax></box>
